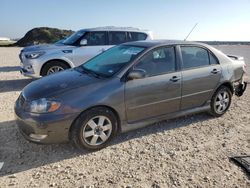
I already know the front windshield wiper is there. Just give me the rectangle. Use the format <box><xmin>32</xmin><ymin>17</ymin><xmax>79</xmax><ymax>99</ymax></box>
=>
<box><xmin>84</xmin><ymin>68</ymin><xmax>101</xmax><ymax>78</ymax></box>
<box><xmin>75</xmin><ymin>66</ymin><xmax>106</xmax><ymax>79</ymax></box>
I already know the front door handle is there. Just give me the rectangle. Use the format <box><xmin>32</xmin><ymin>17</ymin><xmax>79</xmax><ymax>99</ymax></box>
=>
<box><xmin>211</xmin><ymin>69</ymin><xmax>220</xmax><ymax>74</ymax></box>
<box><xmin>170</xmin><ymin>76</ymin><xmax>180</xmax><ymax>82</ymax></box>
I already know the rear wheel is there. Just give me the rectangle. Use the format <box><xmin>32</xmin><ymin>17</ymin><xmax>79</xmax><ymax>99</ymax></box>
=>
<box><xmin>41</xmin><ymin>61</ymin><xmax>70</xmax><ymax>76</ymax></box>
<box><xmin>70</xmin><ymin>107</ymin><xmax>118</xmax><ymax>151</ymax></box>
<box><xmin>210</xmin><ymin>86</ymin><xmax>232</xmax><ymax>117</ymax></box>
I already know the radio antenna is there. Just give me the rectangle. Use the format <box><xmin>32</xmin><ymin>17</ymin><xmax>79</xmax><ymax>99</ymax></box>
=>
<box><xmin>184</xmin><ymin>23</ymin><xmax>198</xmax><ymax>41</ymax></box>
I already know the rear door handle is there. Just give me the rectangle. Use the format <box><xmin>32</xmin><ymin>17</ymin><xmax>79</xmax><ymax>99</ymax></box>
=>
<box><xmin>211</xmin><ymin>69</ymin><xmax>220</xmax><ymax>74</ymax></box>
<box><xmin>170</xmin><ymin>76</ymin><xmax>180</xmax><ymax>82</ymax></box>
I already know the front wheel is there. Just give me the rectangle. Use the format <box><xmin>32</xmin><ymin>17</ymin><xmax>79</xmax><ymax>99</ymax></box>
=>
<box><xmin>41</xmin><ymin>61</ymin><xmax>70</xmax><ymax>76</ymax></box>
<box><xmin>70</xmin><ymin>107</ymin><xmax>118</xmax><ymax>151</ymax></box>
<box><xmin>210</xmin><ymin>86</ymin><xmax>232</xmax><ymax>117</ymax></box>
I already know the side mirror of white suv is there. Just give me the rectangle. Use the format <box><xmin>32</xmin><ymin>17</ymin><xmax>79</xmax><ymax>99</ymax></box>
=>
<box><xmin>80</xmin><ymin>39</ymin><xmax>87</xmax><ymax>46</ymax></box>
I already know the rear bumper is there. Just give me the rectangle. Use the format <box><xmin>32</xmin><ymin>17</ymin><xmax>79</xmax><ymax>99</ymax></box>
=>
<box><xmin>235</xmin><ymin>81</ymin><xmax>247</xmax><ymax>97</ymax></box>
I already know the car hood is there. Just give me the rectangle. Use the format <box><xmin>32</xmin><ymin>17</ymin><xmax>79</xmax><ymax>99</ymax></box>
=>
<box><xmin>21</xmin><ymin>44</ymin><xmax>75</xmax><ymax>52</ymax></box>
<box><xmin>22</xmin><ymin>69</ymin><xmax>100</xmax><ymax>100</ymax></box>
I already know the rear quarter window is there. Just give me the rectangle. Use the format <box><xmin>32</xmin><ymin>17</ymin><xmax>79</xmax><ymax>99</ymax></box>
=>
<box><xmin>209</xmin><ymin>52</ymin><xmax>219</xmax><ymax>65</ymax></box>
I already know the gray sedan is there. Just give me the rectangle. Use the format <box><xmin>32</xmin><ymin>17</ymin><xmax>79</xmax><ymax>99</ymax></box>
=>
<box><xmin>15</xmin><ymin>40</ymin><xmax>247</xmax><ymax>150</ymax></box>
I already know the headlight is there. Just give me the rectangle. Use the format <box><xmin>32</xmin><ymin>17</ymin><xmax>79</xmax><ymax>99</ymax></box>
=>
<box><xmin>25</xmin><ymin>98</ymin><xmax>61</xmax><ymax>113</ymax></box>
<box><xmin>25</xmin><ymin>51</ymin><xmax>45</xmax><ymax>59</ymax></box>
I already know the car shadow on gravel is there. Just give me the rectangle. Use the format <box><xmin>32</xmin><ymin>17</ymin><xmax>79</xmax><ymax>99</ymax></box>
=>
<box><xmin>0</xmin><ymin>78</ymin><xmax>34</xmax><ymax>93</ymax></box>
<box><xmin>0</xmin><ymin>66</ymin><xmax>20</xmax><ymax>72</ymax></box>
<box><xmin>0</xmin><ymin>113</ymin><xmax>214</xmax><ymax>177</ymax></box>
<box><xmin>0</xmin><ymin>120</ymin><xmax>83</xmax><ymax>177</ymax></box>
<box><xmin>112</xmin><ymin>113</ymin><xmax>214</xmax><ymax>146</ymax></box>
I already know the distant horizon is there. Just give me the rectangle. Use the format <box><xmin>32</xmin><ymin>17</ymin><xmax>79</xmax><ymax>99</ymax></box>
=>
<box><xmin>3</xmin><ymin>26</ymin><xmax>250</xmax><ymax>43</ymax></box>
<box><xmin>3</xmin><ymin>26</ymin><xmax>250</xmax><ymax>42</ymax></box>
<box><xmin>1</xmin><ymin>0</ymin><xmax>250</xmax><ymax>41</ymax></box>
<box><xmin>2</xmin><ymin>26</ymin><xmax>250</xmax><ymax>42</ymax></box>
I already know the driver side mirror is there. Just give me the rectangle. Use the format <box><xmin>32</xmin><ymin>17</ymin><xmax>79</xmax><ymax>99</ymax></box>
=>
<box><xmin>127</xmin><ymin>69</ymin><xmax>146</xmax><ymax>81</ymax></box>
<box><xmin>80</xmin><ymin>39</ymin><xmax>87</xmax><ymax>46</ymax></box>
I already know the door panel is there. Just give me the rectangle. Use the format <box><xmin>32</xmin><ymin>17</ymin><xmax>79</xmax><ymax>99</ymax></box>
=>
<box><xmin>181</xmin><ymin>64</ymin><xmax>221</xmax><ymax>109</ymax></box>
<box><xmin>180</xmin><ymin>46</ymin><xmax>222</xmax><ymax>110</ymax></box>
<box><xmin>125</xmin><ymin>72</ymin><xmax>181</xmax><ymax>123</ymax></box>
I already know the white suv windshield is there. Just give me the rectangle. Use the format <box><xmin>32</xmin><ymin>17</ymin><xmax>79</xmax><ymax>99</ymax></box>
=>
<box><xmin>63</xmin><ymin>30</ymin><xmax>85</xmax><ymax>45</ymax></box>
<box><xmin>81</xmin><ymin>45</ymin><xmax>146</xmax><ymax>77</ymax></box>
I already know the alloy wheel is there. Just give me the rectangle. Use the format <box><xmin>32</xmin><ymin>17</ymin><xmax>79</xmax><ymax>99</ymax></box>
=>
<box><xmin>214</xmin><ymin>91</ymin><xmax>230</xmax><ymax>114</ymax></box>
<box><xmin>47</xmin><ymin>66</ymin><xmax>64</xmax><ymax>75</ymax></box>
<box><xmin>82</xmin><ymin>116</ymin><xmax>112</xmax><ymax>146</ymax></box>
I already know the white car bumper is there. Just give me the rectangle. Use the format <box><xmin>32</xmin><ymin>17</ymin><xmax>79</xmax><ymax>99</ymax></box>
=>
<box><xmin>19</xmin><ymin>53</ymin><xmax>42</xmax><ymax>78</ymax></box>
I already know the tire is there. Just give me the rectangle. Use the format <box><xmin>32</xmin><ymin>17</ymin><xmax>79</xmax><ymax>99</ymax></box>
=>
<box><xmin>70</xmin><ymin>107</ymin><xmax>118</xmax><ymax>151</ymax></box>
<box><xmin>41</xmin><ymin>61</ymin><xmax>70</xmax><ymax>76</ymax></box>
<box><xmin>210</xmin><ymin>86</ymin><xmax>232</xmax><ymax>117</ymax></box>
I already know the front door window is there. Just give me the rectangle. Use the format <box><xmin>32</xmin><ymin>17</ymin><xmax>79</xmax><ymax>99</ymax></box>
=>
<box><xmin>83</xmin><ymin>32</ymin><xmax>106</xmax><ymax>46</ymax></box>
<box><xmin>134</xmin><ymin>46</ymin><xmax>176</xmax><ymax>76</ymax></box>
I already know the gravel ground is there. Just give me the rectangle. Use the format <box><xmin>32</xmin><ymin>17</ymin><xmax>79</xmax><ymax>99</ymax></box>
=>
<box><xmin>0</xmin><ymin>46</ymin><xmax>249</xmax><ymax>187</ymax></box>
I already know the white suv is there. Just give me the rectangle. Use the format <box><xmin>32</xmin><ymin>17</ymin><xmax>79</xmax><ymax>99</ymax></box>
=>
<box><xmin>19</xmin><ymin>27</ymin><xmax>153</xmax><ymax>77</ymax></box>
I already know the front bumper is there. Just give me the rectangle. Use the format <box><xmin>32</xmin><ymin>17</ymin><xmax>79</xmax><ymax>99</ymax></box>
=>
<box><xmin>20</xmin><ymin>67</ymin><xmax>40</xmax><ymax>78</ymax></box>
<box><xmin>19</xmin><ymin>52</ymin><xmax>42</xmax><ymax>78</ymax></box>
<box><xmin>15</xmin><ymin>104</ymin><xmax>78</xmax><ymax>144</ymax></box>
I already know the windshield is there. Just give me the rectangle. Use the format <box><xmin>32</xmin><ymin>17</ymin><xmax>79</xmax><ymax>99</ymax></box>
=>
<box><xmin>63</xmin><ymin>30</ymin><xmax>85</xmax><ymax>45</ymax></box>
<box><xmin>54</xmin><ymin>39</ymin><xmax>65</xmax><ymax>45</ymax></box>
<box><xmin>81</xmin><ymin>45</ymin><xmax>146</xmax><ymax>77</ymax></box>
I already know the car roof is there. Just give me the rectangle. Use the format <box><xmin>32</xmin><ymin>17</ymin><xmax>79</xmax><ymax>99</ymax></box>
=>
<box><xmin>79</xmin><ymin>26</ymin><xmax>151</xmax><ymax>33</ymax></box>
<box><xmin>123</xmin><ymin>40</ymin><xmax>208</xmax><ymax>48</ymax></box>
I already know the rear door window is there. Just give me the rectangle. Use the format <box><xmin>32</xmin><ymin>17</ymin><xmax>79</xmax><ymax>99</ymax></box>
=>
<box><xmin>181</xmin><ymin>46</ymin><xmax>210</xmax><ymax>69</ymax></box>
<box><xmin>128</xmin><ymin>32</ymin><xmax>147</xmax><ymax>41</ymax></box>
<box><xmin>108</xmin><ymin>31</ymin><xmax>127</xmax><ymax>45</ymax></box>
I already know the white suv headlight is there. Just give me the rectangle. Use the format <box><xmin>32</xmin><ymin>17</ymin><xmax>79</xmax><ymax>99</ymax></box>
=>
<box><xmin>25</xmin><ymin>98</ymin><xmax>61</xmax><ymax>113</ymax></box>
<box><xmin>25</xmin><ymin>51</ymin><xmax>45</xmax><ymax>59</ymax></box>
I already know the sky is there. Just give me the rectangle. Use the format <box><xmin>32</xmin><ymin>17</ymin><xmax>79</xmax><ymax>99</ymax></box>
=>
<box><xmin>1</xmin><ymin>0</ymin><xmax>250</xmax><ymax>41</ymax></box>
